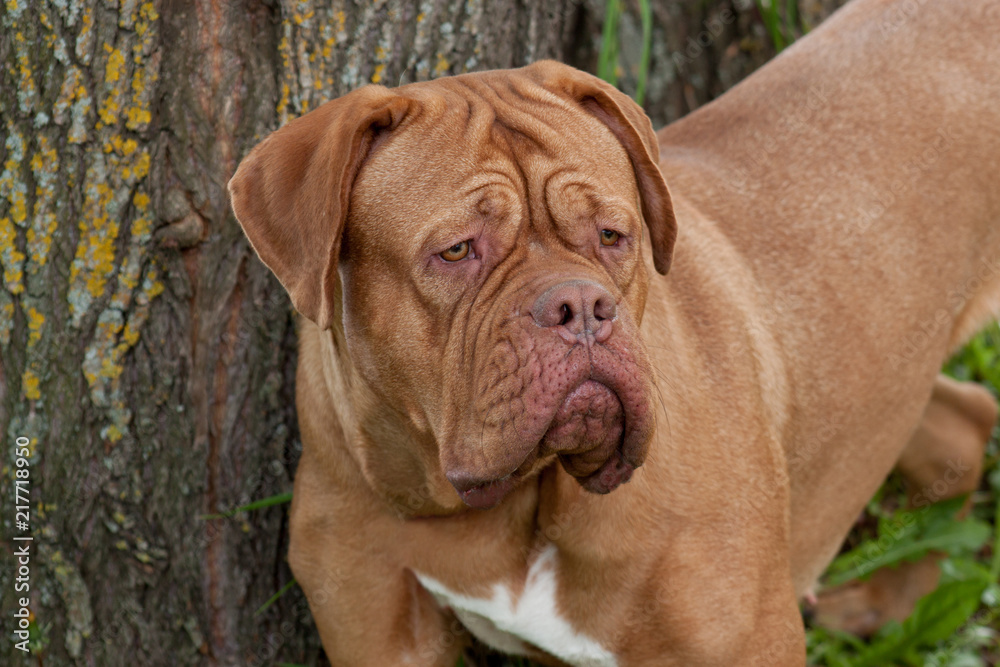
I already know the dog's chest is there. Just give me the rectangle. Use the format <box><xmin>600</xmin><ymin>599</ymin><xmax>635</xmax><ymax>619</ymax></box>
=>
<box><xmin>414</xmin><ymin>545</ymin><xmax>617</xmax><ymax>667</ymax></box>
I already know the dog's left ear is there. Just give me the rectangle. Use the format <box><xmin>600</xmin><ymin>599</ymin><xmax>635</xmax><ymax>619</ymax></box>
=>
<box><xmin>525</xmin><ymin>60</ymin><xmax>676</xmax><ymax>275</ymax></box>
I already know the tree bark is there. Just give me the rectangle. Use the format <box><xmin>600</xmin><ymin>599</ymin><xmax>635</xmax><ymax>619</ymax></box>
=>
<box><xmin>0</xmin><ymin>1</ymin><xmax>844</xmax><ymax>665</ymax></box>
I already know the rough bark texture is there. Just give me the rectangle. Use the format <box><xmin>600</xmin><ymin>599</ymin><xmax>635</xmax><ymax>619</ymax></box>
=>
<box><xmin>0</xmin><ymin>1</ymin><xmax>843</xmax><ymax>665</ymax></box>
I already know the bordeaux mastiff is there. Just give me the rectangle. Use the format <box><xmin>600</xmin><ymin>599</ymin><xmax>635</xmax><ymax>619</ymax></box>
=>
<box><xmin>228</xmin><ymin>0</ymin><xmax>1000</xmax><ymax>663</ymax></box>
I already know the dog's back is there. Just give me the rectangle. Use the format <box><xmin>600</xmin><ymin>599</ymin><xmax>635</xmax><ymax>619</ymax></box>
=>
<box><xmin>656</xmin><ymin>0</ymin><xmax>1000</xmax><ymax>594</ymax></box>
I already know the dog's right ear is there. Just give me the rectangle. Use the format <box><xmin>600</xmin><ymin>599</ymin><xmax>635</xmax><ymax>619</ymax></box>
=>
<box><xmin>229</xmin><ymin>87</ymin><xmax>413</xmax><ymax>329</ymax></box>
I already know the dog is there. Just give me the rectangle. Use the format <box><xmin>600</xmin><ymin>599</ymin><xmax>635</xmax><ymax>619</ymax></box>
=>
<box><xmin>228</xmin><ymin>0</ymin><xmax>1000</xmax><ymax>663</ymax></box>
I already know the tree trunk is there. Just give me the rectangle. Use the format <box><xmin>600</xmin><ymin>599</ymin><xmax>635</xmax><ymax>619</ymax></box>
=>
<box><xmin>0</xmin><ymin>1</ymin><xmax>843</xmax><ymax>665</ymax></box>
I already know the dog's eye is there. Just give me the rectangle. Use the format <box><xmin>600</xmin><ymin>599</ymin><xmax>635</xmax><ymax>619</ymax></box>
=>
<box><xmin>440</xmin><ymin>241</ymin><xmax>471</xmax><ymax>262</ymax></box>
<box><xmin>599</xmin><ymin>229</ymin><xmax>620</xmax><ymax>246</ymax></box>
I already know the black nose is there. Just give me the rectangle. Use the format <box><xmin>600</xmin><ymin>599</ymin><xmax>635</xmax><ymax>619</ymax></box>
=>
<box><xmin>531</xmin><ymin>280</ymin><xmax>616</xmax><ymax>340</ymax></box>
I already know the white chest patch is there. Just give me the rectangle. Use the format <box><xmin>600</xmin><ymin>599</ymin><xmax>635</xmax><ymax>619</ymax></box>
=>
<box><xmin>414</xmin><ymin>545</ymin><xmax>618</xmax><ymax>667</ymax></box>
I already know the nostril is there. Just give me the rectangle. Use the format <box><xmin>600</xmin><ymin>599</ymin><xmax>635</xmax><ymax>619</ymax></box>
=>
<box><xmin>593</xmin><ymin>296</ymin><xmax>616</xmax><ymax>322</ymax></box>
<box><xmin>559</xmin><ymin>303</ymin><xmax>573</xmax><ymax>326</ymax></box>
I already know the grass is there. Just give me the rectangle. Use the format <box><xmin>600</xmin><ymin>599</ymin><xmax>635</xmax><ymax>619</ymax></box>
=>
<box><xmin>596</xmin><ymin>0</ymin><xmax>653</xmax><ymax>105</ymax></box>
<box><xmin>200</xmin><ymin>491</ymin><xmax>292</xmax><ymax>520</ymax></box>
<box><xmin>756</xmin><ymin>0</ymin><xmax>807</xmax><ymax>52</ymax></box>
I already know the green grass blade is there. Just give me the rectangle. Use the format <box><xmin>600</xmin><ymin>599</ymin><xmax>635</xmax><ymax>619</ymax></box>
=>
<box><xmin>756</xmin><ymin>0</ymin><xmax>786</xmax><ymax>52</ymax></box>
<box><xmin>255</xmin><ymin>578</ymin><xmax>298</xmax><ymax>617</ymax></box>
<box><xmin>598</xmin><ymin>0</ymin><xmax>623</xmax><ymax>86</ymax></box>
<box><xmin>200</xmin><ymin>491</ymin><xmax>293</xmax><ymax>520</ymax></box>
<box><xmin>634</xmin><ymin>0</ymin><xmax>653</xmax><ymax>106</ymax></box>
<box><xmin>784</xmin><ymin>0</ymin><xmax>798</xmax><ymax>43</ymax></box>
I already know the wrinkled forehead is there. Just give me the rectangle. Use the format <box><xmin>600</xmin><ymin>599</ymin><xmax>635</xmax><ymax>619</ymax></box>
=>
<box><xmin>347</xmin><ymin>74</ymin><xmax>637</xmax><ymax>243</ymax></box>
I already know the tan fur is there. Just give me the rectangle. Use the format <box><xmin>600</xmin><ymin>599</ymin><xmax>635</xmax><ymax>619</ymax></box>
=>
<box><xmin>228</xmin><ymin>1</ymin><xmax>1000</xmax><ymax>664</ymax></box>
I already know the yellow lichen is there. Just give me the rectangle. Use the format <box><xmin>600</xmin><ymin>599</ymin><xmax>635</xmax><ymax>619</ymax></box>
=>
<box><xmin>104</xmin><ymin>43</ymin><xmax>125</xmax><ymax>83</ymax></box>
<box><xmin>126</xmin><ymin>65</ymin><xmax>153</xmax><ymax>130</ymax></box>
<box><xmin>133</xmin><ymin>151</ymin><xmax>150</xmax><ymax>179</ymax></box>
<box><xmin>26</xmin><ymin>215</ymin><xmax>57</xmax><ymax>268</ymax></box>
<box><xmin>122</xmin><ymin>322</ymin><xmax>140</xmax><ymax>347</ymax></box>
<box><xmin>0</xmin><ymin>303</ymin><xmax>13</xmax><ymax>345</ymax></box>
<box><xmin>434</xmin><ymin>54</ymin><xmax>450</xmax><ymax>76</ymax></box>
<box><xmin>14</xmin><ymin>32</ymin><xmax>38</xmax><ymax>111</ymax></box>
<box><xmin>140</xmin><ymin>2</ymin><xmax>159</xmax><ymax>21</ymax></box>
<box><xmin>26</xmin><ymin>137</ymin><xmax>59</xmax><ymax>271</ymax></box>
<box><xmin>126</xmin><ymin>106</ymin><xmax>151</xmax><ymax>128</ymax></box>
<box><xmin>0</xmin><ymin>216</ymin><xmax>26</xmax><ymax>294</ymax></box>
<box><xmin>100</xmin><ymin>356</ymin><xmax>122</xmax><ymax>379</ymax></box>
<box><xmin>69</xmin><ymin>178</ymin><xmax>119</xmax><ymax>313</ymax></box>
<box><xmin>321</xmin><ymin>35</ymin><xmax>335</xmax><ymax>59</ymax></box>
<box><xmin>76</xmin><ymin>9</ymin><xmax>94</xmax><ymax>63</ymax></box>
<box><xmin>132</xmin><ymin>216</ymin><xmax>151</xmax><ymax>240</ymax></box>
<box><xmin>27</xmin><ymin>307</ymin><xmax>44</xmax><ymax>345</ymax></box>
<box><xmin>277</xmin><ymin>83</ymin><xmax>291</xmax><ymax>116</ymax></box>
<box><xmin>22</xmin><ymin>369</ymin><xmax>40</xmax><ymax>400</ymax></box>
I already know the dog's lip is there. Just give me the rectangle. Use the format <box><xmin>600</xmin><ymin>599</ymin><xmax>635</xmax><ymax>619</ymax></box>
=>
<box><xmin>543</xmin><ymin>377</ymin><xmax>641</xmax><ymax>493</ymax></box>
<box><xmin>576</xmin><ymin>454</ymin><xmax>636</xmax><ymax>493</ymax></box>
<box><xmin>450</xmin><ymin>473</ymin><xmax>518</xmax><ymax>510</ymax></box>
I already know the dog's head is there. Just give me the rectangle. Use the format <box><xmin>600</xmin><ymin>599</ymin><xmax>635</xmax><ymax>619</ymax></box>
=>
<box><xmin>229</xmin><ymin>61</ymin><xmax>676</xmax><ymax>510</ymax></box>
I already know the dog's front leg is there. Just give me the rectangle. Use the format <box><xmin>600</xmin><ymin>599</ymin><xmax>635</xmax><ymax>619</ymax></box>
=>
<box><xmin>608</xmin><ymin>539</ymin><xmax>805</xmax><ymax>667</ymax></box>
<box><xmin>288</xmin><ymin>464</ymin><xmax>467</xmax><ymax>667</ymax></box>
<box><xmin>546</xmin><ymin>459</ymin><xmax>805</xmax><ymax>667</ymax></box>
